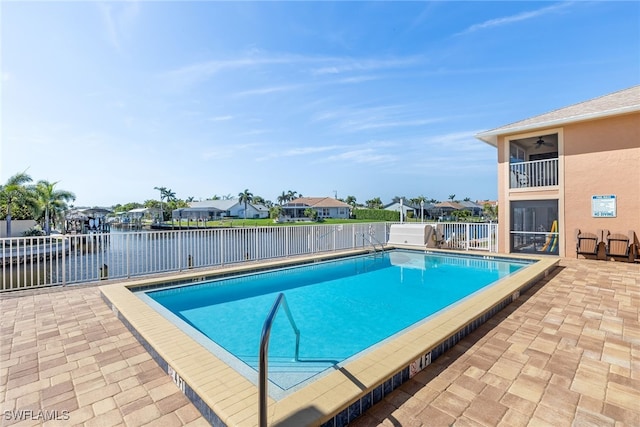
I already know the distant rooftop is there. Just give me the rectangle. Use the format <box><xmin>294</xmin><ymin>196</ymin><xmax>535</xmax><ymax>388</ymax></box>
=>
<box><xmin>476</xmin><ymin>85</ymin><xmax>640</xmax><ymax>146</ymax></box>
<box><xmin>285</xmin><ymin>197</ymin><xmax>351</xmax><ymax>208</ymax></box>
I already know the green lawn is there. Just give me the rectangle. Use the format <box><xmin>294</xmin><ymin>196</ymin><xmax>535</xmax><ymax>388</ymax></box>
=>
<box><xmin>167</xmin><ymin>218</ymin><xmax>388</xmax><ymax>228</ymax></box>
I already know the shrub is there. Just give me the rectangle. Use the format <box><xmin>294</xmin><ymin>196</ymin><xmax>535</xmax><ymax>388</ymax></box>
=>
<box><xmin>23</xmin><ymin>227</ymin><xmax>45</xmax><ymax>236</ymax></box>
<box><xmin>353</xmin><ymin>209</ymin><xmax>399</xmax><ymax>221</ymax></box>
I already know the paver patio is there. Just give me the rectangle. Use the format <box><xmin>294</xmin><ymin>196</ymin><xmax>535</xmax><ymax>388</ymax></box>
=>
<box><xmin>1</xmin><ymin>258</ymin><xmax>638</xmax><ymax>426</ymax></box>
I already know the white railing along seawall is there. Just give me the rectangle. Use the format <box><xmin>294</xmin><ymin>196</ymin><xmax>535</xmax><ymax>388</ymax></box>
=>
<box><xmin>1</xmin><ymin>221</ymin><xmax>498</xmax><ymax>292</ymax></box>
<box><xmin>1</xmin><ymin>223</ymin><xmax>390</xmax><ymax>291</ymax></box>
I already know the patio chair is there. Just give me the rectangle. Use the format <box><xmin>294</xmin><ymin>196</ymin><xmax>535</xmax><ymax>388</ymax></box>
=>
<box><xmin>605</xmin><ymin>230</ymin><xmax>632</xmax><ymax>259</ymax></box>
<box><xmin>575</xmin><ymin>229</ymin><xmax>601</xmax><ymax>258</ymax></box>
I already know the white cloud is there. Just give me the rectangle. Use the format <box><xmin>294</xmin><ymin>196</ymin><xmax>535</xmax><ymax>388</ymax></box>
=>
<box><xmin>336</xmin><ymin>75</ymin><xmax>380</xmax><ymax>84</ymax></box>
<box><xmin>310</xmin><ymin>56</ymin><xmax>423</xmax><ymax>76</ymax></box>
<box><xmin>310</xmin><ymin>103</ymin><xmax>451</xmax><ymax>134</ymax></box>
<box><xmin>163</xmin><ymin>53</ymin><xmax>424</xmax><ymax>90</ymax></box>
<box><xmin>326</xmin><ymin>148</ymin><xmax>397</xmax><ymax>165</ymax></box>
<box><xmin>208</xmin><ymin>115</ymin><xmax>234</xmax><ymax>122</ymax></box>
<box><xmin>236</xmin><ymin>129</ymin><xmax>271</xmax><ymax>137</ymax></box>
<box><xmin>281</xmin><ymin>145</ymin><xmax>340</xmax><ymax>156</ymax></box>
<box><xmin>233</xmin><ymin>84</ymin><xmax>300</xmax><ymax>97</ymax></box>
<box><xmin>201</xmin><ymin>143</ymin><xmax>261</xmax><ymax>160</ymax></box>
<box><xmin>255</xmin><ymin>144</ymin><xmax>341</xmax><ymax>161</ymax></box>
<box><xmin>163</xmin><ymin>54</ymin><xmax>315</xmax><ymax>89</ymax></box>
<box><xmin>456</xmin><ymin>2</ymin><xmax>575</xmax><ymax>36</ymax></box>
<box><xmin>98</xmin><ymin>1</ymin><xmax>140</xmax><ymax>51</ymax></box>
<box><xmin>341</xmin><ymin>117</ymin><xmax>445</xmax><ymax>132</ymax></box>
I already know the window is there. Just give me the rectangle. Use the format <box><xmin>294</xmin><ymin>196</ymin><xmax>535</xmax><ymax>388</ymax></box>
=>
<box><xmin>510</xmin><ymin>144</ymin><xmax>525</xmax><ymax>163</ymax></box>
<box><xmin>510</xmin><ymin>200</ymin><xmax>559</xmax><ymax>255</ymax></box>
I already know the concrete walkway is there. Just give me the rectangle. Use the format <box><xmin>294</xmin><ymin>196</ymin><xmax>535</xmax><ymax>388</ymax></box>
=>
<box><xmin>1</xmin><ymin>258</ymin><xmax>638</xmax><ymax>426</ymax></box>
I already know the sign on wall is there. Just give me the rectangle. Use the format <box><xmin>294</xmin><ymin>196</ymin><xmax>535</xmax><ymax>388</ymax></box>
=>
<box><xmin>592</xmin><ymin>195</ymin><xmax>616</xmax><ymax>218</ymax></box>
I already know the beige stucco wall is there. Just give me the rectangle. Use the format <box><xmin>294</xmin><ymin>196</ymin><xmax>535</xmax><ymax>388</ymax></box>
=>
<box><xmin>0</xmin><ymin>220</ymin><xmax>38</xmax><ymax>238</ymax></box>
<box><xmin>563</xmin><ymin>112</ymin><xmax>640</xmax><ymax>257</ymax></box>
<box><xmin>495</xmin><ymin>112</ymin><xmax>639</xmax><ymax>258</ymax></box>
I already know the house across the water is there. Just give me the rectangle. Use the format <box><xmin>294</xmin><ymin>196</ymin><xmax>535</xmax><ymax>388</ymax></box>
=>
<box><xmin>172</xmin><ymin>199</ymin><xmax>270</xmax><ymax>221</ymax></box>
<box><xmin>281</xmin><ymin>197</ymin><xmax>351</xmax><ymax>220</ymax></box>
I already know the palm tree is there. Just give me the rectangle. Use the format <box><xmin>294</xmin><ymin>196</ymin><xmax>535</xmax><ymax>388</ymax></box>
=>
<box><xmin>164</xmin><ymin>189</ymin><xmax>176</xmax><ymax>202</ymax></box>
<box><xmin>153</xmin><ymin>186</ymin><xmax>167</xmax><ymax>222</ymax></box>
<box><xmin>238</xmin><ymin>189</ymin><xmax>253</xmax><ymax>219</ymax></box>
<box><xmin>345</xmin><ymin>195</ymin><xmax>357</xmax><ymax>207</ymax></box>
<box><xmin>448</xmin><ymin>194</ymin><xmax>456</xmax><ymax>201</ymax></box>
<box><xmin>154</xmin><ymin>187</ymin><xmax>176</xmax><ymax>222</ymax></box>
<box><xmin>0</xmin><ymin>171</ymin><xmax>36</xmax><ymax>237</ymax></box>
<box><xmin>365</xmin><ymin>197</ymin><xmax>383</xmax><ymax>209</ymax></box>
<box><xmin>277</xmin><ymin>191</ymin><xmax>288</xmax><ymax>205</ymax></box>
<box><xmin>410</xmin><ymin>195</ymin><xmax>427</xmax><ymax>205</ymax></box>
<box><xmin>35</xmin><ymin>180</ymin><xmax>76</xmax><ymax>235</ymax></box>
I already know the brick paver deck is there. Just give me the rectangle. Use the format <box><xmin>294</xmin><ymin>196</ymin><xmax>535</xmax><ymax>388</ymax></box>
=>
<box><xmin>1</xmin><ymin>258</ymin><xmax>638</xmax><ymax>426</ymax></box>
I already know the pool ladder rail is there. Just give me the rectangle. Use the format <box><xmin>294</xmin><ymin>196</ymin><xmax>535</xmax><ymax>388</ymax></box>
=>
<box><xmin>259</xmin><ymin>293</ymin><xmax>300</xmax><ymax>427</ymax></box>
<box><xmin>363</xmin><ymin>232</ymin><xmax>386</xmax><ymax>252</ymax></box>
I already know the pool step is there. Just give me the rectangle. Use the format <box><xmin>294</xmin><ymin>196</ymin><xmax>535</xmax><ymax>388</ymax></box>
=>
<box><xmin>245</xmin><ymin>356</ymin><xmax>336</xmax><ymax>390</ymax></box>
<box><xmin>244</xmin><ymin>356</ymin><xmax>335</xmax><ymax>374</ymax></box>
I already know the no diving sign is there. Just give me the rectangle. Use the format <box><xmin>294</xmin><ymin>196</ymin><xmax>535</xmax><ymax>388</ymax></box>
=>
<box><xmin>592</xmin><ymin>195</ymin><xmax>616</xmax><ymax>218</ymax></box>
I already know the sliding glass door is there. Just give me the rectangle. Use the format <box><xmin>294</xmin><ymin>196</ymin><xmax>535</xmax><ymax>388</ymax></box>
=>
<box><xmin>510</xmin><ymin>200</ymin><xmax>559</xmax><ymax>255</ymax></box>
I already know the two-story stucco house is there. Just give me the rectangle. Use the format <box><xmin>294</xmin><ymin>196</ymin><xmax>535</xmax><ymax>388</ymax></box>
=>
<box><xmin>172</xmin><ymin>199</ymin><xmax>269</xmax><ymax>221</ymax></box>
<box><xmin>282</xmin><ymin>197</ymin><xmax>351</xmax><ymax>219</ymax></box>
<box><xmin>476</xmin><ymin>85</ymin><xmax>639</xmax><ymax>258</ymax></box>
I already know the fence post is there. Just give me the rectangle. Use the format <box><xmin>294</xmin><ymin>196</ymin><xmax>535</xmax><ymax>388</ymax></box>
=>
<box><xmin>178</xmin><ymin>230</ymin><xmax>182</xmax><ymax>271</ymax></box>
<box><xmin>285</xmin><ymin>227</ymin><xmax>289</xmax><ymax>257</ymax></box>
<box><xmin>487</xmin><ymin>224</ymin><xmax>493</xmax><ymax>253</ymax></box>
<box><xmin>220</xmin><ymin>229</ymin><xmax>225</xmax><ymax>266</ymax></box>
<box><xmin>465</xmin><ymin>223</ymin><xmax>470</xmax><ymax>250</ymax></box>
<box><xmin>126</xmin><ymin>233</ymin><xmax>130</xmax><ymax>278</ymax></box>
<box><xmin>62</xmin><ymin>237</ymin><xmax>67</xmax><ymax>286</ymax></box>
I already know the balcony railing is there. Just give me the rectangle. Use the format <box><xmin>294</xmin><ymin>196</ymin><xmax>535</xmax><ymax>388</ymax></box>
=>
<box><xmin>510</xmin><ymin>158</ymin><xmax>558</xmax><ymax>189</ymax></box>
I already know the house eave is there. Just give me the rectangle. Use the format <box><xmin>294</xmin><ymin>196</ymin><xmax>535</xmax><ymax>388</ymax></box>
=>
<box><xmin>475</xmin><ymin>105</ymin><xmax>640</xmax><ymax>147</ymax></box>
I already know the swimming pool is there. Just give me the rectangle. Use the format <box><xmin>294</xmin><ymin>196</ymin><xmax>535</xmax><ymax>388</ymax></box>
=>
<box><xmin>139</xmin><ymin>250</ymin><xmax>530</xmax><ymax>396</ymax></box>
<box><xmin>101</xmin><ymin>248</ymin><xmax>558</xmax><ymax>426</ymax></box>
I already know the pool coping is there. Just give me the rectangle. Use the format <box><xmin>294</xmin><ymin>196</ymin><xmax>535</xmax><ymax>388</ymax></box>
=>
<box><xmin>100</xmin><ymin>248</ymin><xmax>559</xmax><ymax>427</ymax></box>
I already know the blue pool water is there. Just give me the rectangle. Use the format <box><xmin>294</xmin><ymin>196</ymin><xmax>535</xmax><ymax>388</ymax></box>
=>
<box><xmin>140</xmin><ymin>250</ymin><xmax>531</xmax><ymax>395</ymax></box>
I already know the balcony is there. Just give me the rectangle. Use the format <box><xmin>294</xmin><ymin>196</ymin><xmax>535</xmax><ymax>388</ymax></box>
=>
<box><xmin>510</xmin><ymin>158</ymin><xmax>558</xmax><ymax>189</ymax></box>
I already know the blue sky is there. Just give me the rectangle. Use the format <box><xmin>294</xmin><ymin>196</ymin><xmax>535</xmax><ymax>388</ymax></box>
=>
<box><xmin>2</xmin><ymin>1</ymin><xmax>639</xmax><ymax>207</ymax></box>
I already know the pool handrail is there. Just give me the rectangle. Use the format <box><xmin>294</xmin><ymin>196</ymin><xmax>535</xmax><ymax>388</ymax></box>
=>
<box><xmin>362</xmin><ymin>232</ymin><xmax>385</xmax><ymax>252</ymax></box>
<box><xmin>259</xmin><ymin>292</ymin><xmax>300</xmax><ymax>427</ymax></box>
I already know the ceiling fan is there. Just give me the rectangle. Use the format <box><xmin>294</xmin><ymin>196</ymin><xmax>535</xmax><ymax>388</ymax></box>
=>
<box><xmin>534</xmin><ymin>137</ymin><xmax>553</xmax><ymax>149</ymax></box>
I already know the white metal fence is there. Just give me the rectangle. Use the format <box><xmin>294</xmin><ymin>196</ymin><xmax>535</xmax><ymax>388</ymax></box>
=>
<box><xmin>1</xmin><ymin>221</ymin><xmax>498</xmax><ymax>292</ymax></box>
<box><xmin>1</xmin><ymin>223</ymin><xmax>390</xmax><ymax>291</ymax></box>
<box><xmin>436</xmin><ymin>222</ymin><xmax>499</xmax><ymax>252</ymax></box>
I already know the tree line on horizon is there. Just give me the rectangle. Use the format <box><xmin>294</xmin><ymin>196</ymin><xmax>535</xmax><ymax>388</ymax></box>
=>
<box><xmin>2</xmin><ymin>170</ymin><xmax>497</xmax><ymax>233</ymax></box>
